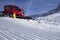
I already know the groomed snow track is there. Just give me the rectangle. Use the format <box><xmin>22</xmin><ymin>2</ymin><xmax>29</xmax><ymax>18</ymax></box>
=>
<box><xmin>0</xmin><ymin>17</ymin><xmax>60</xmax><ymax>40</ymax></box>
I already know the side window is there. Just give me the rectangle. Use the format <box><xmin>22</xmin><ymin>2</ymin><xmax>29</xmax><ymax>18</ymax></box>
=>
<box><xmin>14</xmin><ymin>6</ymin><xmax>19</xmax><ymax>11</ymax></box>
<box><xmin>5</xmin><ymin>6</ymin><xmax>11</xmax><ymax>10</ymax></box>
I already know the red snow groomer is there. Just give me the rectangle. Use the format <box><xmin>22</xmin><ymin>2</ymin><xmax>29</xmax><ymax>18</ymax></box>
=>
<box><xmin>3</xmin><ymin>5</ymin><xmax>31</xmax><ymax>19</ymax></box>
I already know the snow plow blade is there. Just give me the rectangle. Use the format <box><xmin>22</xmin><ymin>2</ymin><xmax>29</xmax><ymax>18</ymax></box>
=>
<box><xmin>0</xmin><ymin>14</ymin><xmax>5</xmax><ymax>17</ymax></box>
<box><xmin>0</xmin><ymin>11</ymin><xmax>5</xmax><ymax>17</ymax></box>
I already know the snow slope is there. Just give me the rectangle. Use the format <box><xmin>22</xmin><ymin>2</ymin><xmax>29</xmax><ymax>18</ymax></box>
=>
<box><xmin>36</xmin><ymin>12</ymin><xmax>60</xmax><ymax>25</ymax></box>
<box><xmin>0</xmin><ymin>17</ymin><xmax>60</xmax><ymax>40</ymax></box>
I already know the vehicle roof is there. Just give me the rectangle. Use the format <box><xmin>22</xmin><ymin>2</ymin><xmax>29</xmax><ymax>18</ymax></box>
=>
<box><xmin>4</xmin><ymin>5</ymin><xmax>18</xmax><ymax>7</ymax></box>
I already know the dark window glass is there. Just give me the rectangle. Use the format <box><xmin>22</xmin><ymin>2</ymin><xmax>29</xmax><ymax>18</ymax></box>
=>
<box><xmin>14</xmin><ymin>6</ymin><xmax>19</xmax><ymax>10</ymax></box>
<box><xmin>19</xmin><ymin>8</ymin><xmax>21</xmax><ymax>12</ymax></box>
<box><xmin>5</xmin><ymin>6</ymin><xmax>11</xmax><ymax>10</ymax></box>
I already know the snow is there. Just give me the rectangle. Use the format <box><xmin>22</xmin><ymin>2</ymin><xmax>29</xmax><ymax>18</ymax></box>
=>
<box><xmin>0</xmin><ymin>16</ymin><xmax>60</xmax><ymax>40</ymax></box>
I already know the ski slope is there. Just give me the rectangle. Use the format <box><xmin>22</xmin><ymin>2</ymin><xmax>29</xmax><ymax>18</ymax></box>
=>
<box><xmin>0</xmin><ymin>17</ymin><xmax>60</xmax><ymax>40</ymax></box>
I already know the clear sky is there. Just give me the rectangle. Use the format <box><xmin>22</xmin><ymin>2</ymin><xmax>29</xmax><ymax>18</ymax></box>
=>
<box><xmin>0</xmin><ymin>0</ymin><xmax>60</xmax><ymax>15</ymax></box>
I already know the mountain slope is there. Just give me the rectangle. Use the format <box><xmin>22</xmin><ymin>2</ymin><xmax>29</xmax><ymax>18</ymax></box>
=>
<box><xmin>30</xmin><ymin>4</ymin><xmax>60</xmax><ymax>18</ymax></box>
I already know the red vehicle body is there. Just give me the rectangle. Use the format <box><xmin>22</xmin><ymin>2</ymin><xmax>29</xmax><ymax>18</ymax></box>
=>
<box><xmin>4</xmin><ymin>5</ymin><xmax>24</xmax><ymax>17</ymax></box>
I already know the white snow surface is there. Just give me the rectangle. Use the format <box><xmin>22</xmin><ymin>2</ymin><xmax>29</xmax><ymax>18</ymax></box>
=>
<box><xmin>0</xmin><ymin>16</ymin><xmax>60</xmax><ymax>40</ymax></box>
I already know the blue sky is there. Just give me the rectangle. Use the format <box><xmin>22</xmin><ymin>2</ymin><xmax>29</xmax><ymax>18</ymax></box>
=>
<box><xmin>0</xmin><ymin>0</ymin><xmax>60</xmax><ymax>15</ymax></box>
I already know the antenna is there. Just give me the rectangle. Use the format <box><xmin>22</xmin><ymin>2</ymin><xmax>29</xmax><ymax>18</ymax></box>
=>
<box><xmin>27</xmin><ymin>0</ymin><xmax>33</xmax><ymax>11</ymax></box>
